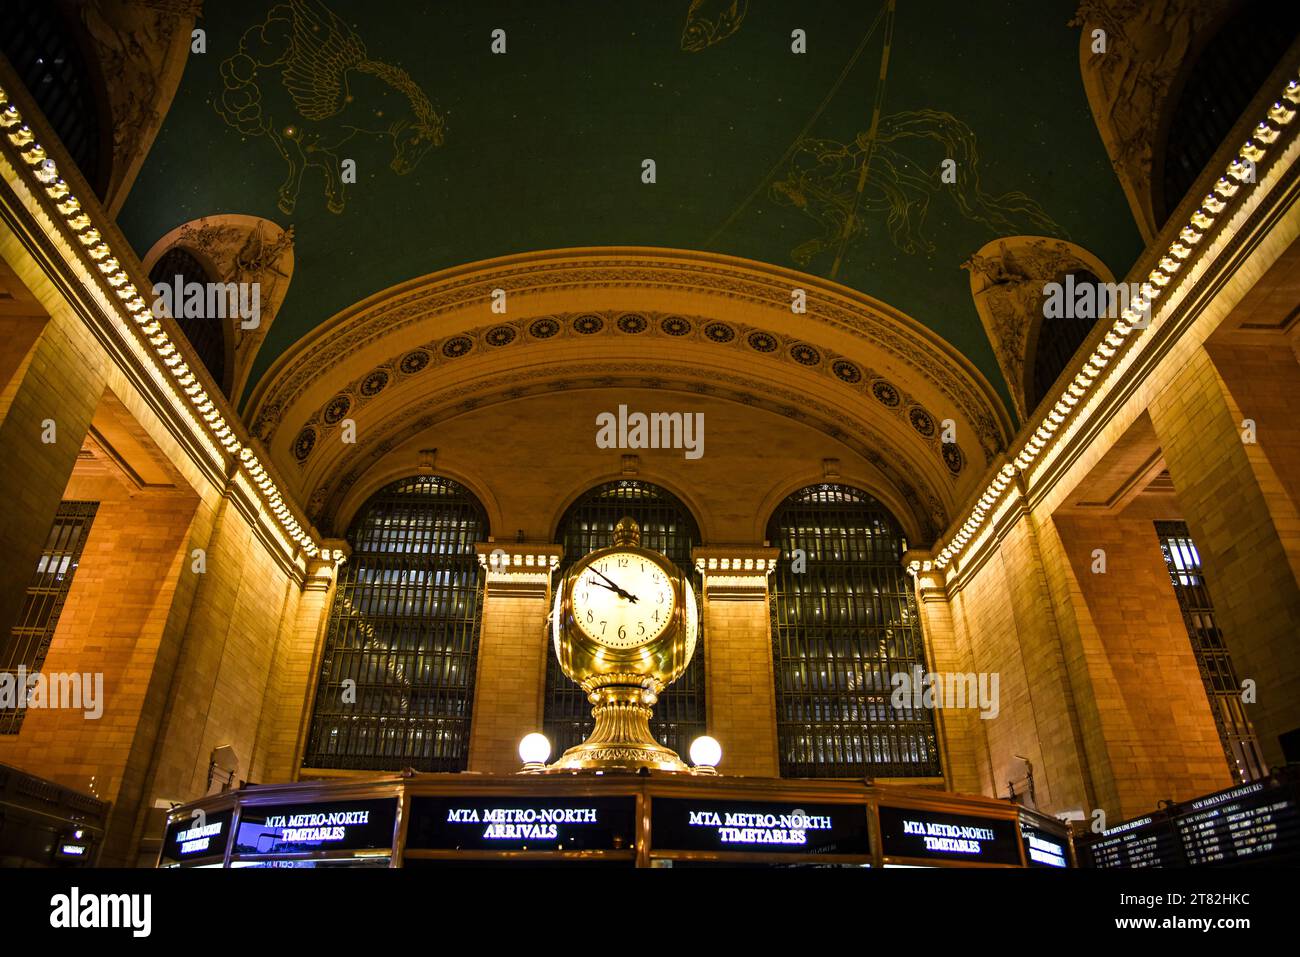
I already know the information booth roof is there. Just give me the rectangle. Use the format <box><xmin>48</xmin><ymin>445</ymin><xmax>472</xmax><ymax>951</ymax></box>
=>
<box><xmin>160</xmin><ymin>772</ymin><xmax>1052</xmax><ymax>869</ymax></box>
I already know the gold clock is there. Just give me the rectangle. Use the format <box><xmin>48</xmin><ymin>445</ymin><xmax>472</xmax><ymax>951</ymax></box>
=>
<box><xmin>546</xmin><ymin>516</ymin><xmax>699</xmax><ymax>772</ymax></box>
<box><xmin>571</xmin><ymin>550</ymin><xmax>676</xmax><ymax>650</ymax></box>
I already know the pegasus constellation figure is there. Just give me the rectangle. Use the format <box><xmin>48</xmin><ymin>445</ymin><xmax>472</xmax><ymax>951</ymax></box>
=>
<box><xmin>215</xmin><ymin>0</ymin><xmax>445</xmax><ymax>215</ymax></box>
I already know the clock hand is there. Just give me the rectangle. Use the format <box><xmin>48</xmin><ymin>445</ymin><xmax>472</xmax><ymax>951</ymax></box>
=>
<box><xmin>589</xmin><ymin>569</ymin><xmax>639</xmax><ymax>603</ymax></box>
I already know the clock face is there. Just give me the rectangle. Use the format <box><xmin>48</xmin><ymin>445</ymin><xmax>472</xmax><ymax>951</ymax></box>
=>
<box><xmin>572</xmin><ymin>550</ymin><xmax>676</xmax><ymax>649</ymax></box>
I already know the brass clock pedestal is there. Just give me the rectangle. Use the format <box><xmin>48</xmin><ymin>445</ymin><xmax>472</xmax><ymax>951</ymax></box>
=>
<box><xmin>545</xmin><ymin>675</ymin><xmax>690</xmax><ymax>773</ymax></box>
<box><xmin>544</xmin><ymin>517</ymin><xmax>700</xmax><ymax>774</ymax></box>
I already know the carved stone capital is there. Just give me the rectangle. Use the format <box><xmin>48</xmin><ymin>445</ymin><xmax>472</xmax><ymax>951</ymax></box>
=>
<box><xmin>692</xmin><ymin>545</ymin><xmax>780</xmax><ymax>599</ymax></box>
<box><xmin>903</xmin><ymin>548</ymin><xmax>948</xmax><ymax>602</ymax></box>
<box><xmin>475</xmin><ymin>542</ymin><xmax>563</xmax><ymax>598</ymax></box>
<box><xmin>305</xmin><ymin>538</ymin><xmax>349</xmax><ymax>591</ymax></box>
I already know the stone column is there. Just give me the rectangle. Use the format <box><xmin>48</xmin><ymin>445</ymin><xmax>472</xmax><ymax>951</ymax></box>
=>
<box><xmin>0</xmin><ymin>318</ymin><xmax>106</xmax><ymax>644</ymax></box>
<box><xmin>1149</xmin><ymin>344</ymin><xmax>1300</xmax><ymax>768</ymax></box>
<box><xmin>256</xmin><ymin>540</ymin><xmax>347</xmax><ymax>783</ymax></box>
<box><xmin>692</xmin><ymin>545</ymin><xmax>781</xmax><ymax>778</ymax></box>
<box><xmin>467</xmin><ymin>543</ymin><xmax>563</xmax><ymax>773</ymax></box>
<box><xmin>905</xmin><ymin>557</ymin><xmax>988</xmax><ymax>795</ymax></box>
<box><xmin>943</xmin><ymin>498</ymin><xmax>1096</xmax><ymax>817</ymax></box>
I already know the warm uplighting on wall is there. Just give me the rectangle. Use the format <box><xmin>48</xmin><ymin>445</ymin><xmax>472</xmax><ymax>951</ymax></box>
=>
<box><xmin>912</xmin><ymin>68</ymin><xmax>1300</xmax><ymax>578</ymax></box>
<box><xmin>0</xmin><ymin>81</ymin><xmax>327</xmax><ymax>564</ymax></box>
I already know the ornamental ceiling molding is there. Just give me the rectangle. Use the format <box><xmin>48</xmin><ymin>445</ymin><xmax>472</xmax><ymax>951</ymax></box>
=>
<box><xmin>79</xmin><ymin>0</ymin><xmax>200</xmax><ymax>216</ymax></box>
<box><xmin>1072</xmin><ymin>0</ymin><xmax>1235</xmax><ymax>242</ymax></box>
<box><xmin>286</xmin><ymin>309</ymin><xmax>971</xmax><ymax>481</ymax></box>
<box><xmin>142</xmin><ymin>214</ymin><xmax>296</xmax><ymax>402</ymax></box>
<box><xmin>963</xmin><ymin>236</ymin><xmax>1115</xmax><ymax>421</ymax></box>
<box><xmin>244</xmin><ymin>248</ymin><xmax>1013</xmax><ymax>461</ymax></box>
<box><xmin>305</xmin><ymin>361</ymin><xmax>950</xmax><ymax>544</ymax></box>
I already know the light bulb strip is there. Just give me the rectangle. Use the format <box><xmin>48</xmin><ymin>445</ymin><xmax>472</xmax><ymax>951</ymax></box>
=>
<box><xmin>912</xmin><ymin>67</ymin><xmax>1300</xmax><ymax>577</ymax></box>
<box><xmin>0</xmin><ymin>81</ymin><xmax>325</xmax><ymax>563</ymax></box>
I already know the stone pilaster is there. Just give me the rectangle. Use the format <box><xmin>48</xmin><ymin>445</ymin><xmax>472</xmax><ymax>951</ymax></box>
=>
<box><xmin>0</xmin><ymin>315</ymin><xmax>106</xmax><ymax>644</ymax></box>
<box><xmin>692</xmin><ymin>545</ymin><xmax>780</xmax><ymax>777</ymax></box>
<box><xmin>1149</xmin><ymin>344</ymin><xmax>1300</xmax><ymax>768</ymax></box>
<box><xmin>904</xmin><ymin>555</ymin><xmax>988</xmax><ymax>795</ymax></box>
<box><xmin>256</xmin><ymin>540</ymin><xmax>347</xmax><ymax>782</ymax></box>
<box><xmin>466</xmin><ymin>542</ymin><xmax>563</xmax><ymax>773</ymax></box>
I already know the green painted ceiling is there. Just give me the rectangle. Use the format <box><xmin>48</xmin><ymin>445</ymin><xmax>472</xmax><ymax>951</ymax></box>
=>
<box><xmin>117</xmin><ymin>0</ymin><xmax>1144</xmax><ymax>411</ymax></box>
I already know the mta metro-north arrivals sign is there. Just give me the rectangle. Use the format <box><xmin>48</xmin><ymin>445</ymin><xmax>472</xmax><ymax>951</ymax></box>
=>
<box><xmin>1078</xmin><ymin>774</ymin><xmax>1300</xmax><ymax>868</ymax></box>
<box><xmin>407</xmin><ymin>796</ymin><xmax>637</xmax><ymax>851</ymax></box>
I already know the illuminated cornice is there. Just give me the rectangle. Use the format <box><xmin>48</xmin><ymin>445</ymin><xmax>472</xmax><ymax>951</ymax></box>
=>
<box><xmin>910</xmin><ymin>68</ymin><xmax>1300</xmax><ymax>579</ymax></box>
<box><xmin>0</xmin><ymin>77</ymin><xmax>328</xmax><ymax>564</ymax></box>
<box><xmin>475</xmin><ymin>545</ymin><xmax>563</xmax><ymax>575</ymax></box>
<box><xmin>474</xmin><ymin>542</ymin><xmax>563</xmax><ymax>598</ymax></box>
<box><xmin>692</xmin><ymin>546</ymin><xmax>780</xmax><ymax>599</ymax></box>
<box><xmin>692</xmin><ymin>552</ymin><xmax>780</xmax><ymax>575</ymax></box>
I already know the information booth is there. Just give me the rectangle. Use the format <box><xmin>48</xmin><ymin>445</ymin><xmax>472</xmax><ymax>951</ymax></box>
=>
<box><xmin>1017</xmin><ymin>806</ymin><xmax>1074</xmax><ymax>868</ymax></box>
<box><xmin>159</xmin><ymin>773</ymin><xmax>1069</xmax><ymax>869</ymax></box>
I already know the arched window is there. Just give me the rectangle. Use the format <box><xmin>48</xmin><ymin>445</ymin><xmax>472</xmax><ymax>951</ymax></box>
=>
<box><xmin>546</xmin><ymin>480</ymin><xmax>706</xmax><ymax>760</ymax></box>
<box><xmin>1026</xmin><ymin>269</ymin><xmax>1100</xmax><ymax>414</ymax></box>
<box><xmin>767</xmin><ymin>484</ymin><xmax>940</xmax><ymax>778</ymax></box>
<box><xmin>148</xmin><ymin>247</ymin><xmax>230</xmax><ymax>394</ymax></box>
<box><xmin>303</xmin><ymin>475</ymin><xmax>488</xmax><ymax>772</ymax></box>
<box><xmin>0</xmin><ymin>0</ymin><xmax>109</xmax><ymax>196</ymax></box>
<box><xmin>1158</xmin><ymin>2</ymin><xmax>1300</xmax><ymax>225</ymax></box>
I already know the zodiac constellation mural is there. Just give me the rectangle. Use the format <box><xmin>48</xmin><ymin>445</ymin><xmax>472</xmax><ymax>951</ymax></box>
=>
<box><xmin>705</xmin><ymin>3</ymin><xmax>1063</xmax><ymax>278</ymax></box>
<box><xmin>770</xmin><ymin>110</ymin><xmax>1063</xmax><ymax>266</ymax></box>
<box><xmin>214</xmin><ymin>0</ymin><xmax>445</xmax><ymax>215</ymax></box>
<box><xmin>681</xmin><ymin>0</ymin><xmax>749</xmax><ymax>52</ymax></box>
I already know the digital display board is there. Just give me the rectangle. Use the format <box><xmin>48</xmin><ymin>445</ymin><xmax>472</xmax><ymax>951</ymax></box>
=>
<box><xmin>1018</xmin><ymin>817</ymin><xmax>1070</xmax><ymax>868</ymax></box>
<box><xmin>1078</xmin><ymin>775</ymin><xmax>1300</xmax><ymax>868</ymax></box>
<box><xmin>160</xmin><ymin>808</ymin><xmax>234</xmax><ymax>864</ymax></box>
<box><xmin>877</xmin><ymin>805</ymin><xmax>1022</xmax><ymax>864</ymax></box>
<box><xmin>1077</xmin><ymin>814</ymin><xmax>1179</xmax><ymax>869</ymax></box>
<box><xmin>651</xmin><ymin>798</ymin><xmax>870</xmax><ymax>856</ymax></box>
<box><xmin>1172</xmin><ymin>780</ymin><xmax>1300</xmax><ymax>867</ymax></box>
<box><xmin>233</xmin><ymin>798</ymin><xmax>398</xmax><ymax>856</ymax></box>
<box><xmin>406</xmin><ymin>796</ymin><xmax>637</xmax><ymax>851</ymax></box>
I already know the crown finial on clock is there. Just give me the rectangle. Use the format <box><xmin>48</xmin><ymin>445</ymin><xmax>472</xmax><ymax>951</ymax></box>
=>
<box><xmin>612</xmin><ymin>516</ymin><xmax>640</xmax><ymax>547</ymax></box>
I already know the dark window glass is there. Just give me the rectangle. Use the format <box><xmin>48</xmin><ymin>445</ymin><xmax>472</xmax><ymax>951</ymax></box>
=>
<box><xmin>546</xmin><ymin>480</ymin><xmax>705</xmax><ymax>760</ymax></box>
<box><xmin>148</xmin><ymin>248</ymin><xmax>228</xmax><ymax>393</ymax></box>
<box><xmin>767</xmin><ymin>484</ymin><xmax>940</xmax><ymax>778</ymax></box>
<box><xmin>1159</xmin><ymin>3</ymin><xmax>1300</xmax><ymax>224</ymax></box>
<box><xmin>0</xmin><ymin>0</ymin><xmax>107</xmax><ymax>195</ymax></box>
<box><xmin>1</xmin><ymin>501</ymin><xmax>98</xmax><ymax>734</ymax></box>
<box><xmin>1155</xmin><ymin>521</ymin><xmax>1266</xmax><ymax>782</ymax></box>
<box><xmin>1027</xmin><ymin>270</ymin><xmax>1100</xmax><ymax>414</ymax></box>
<box><xmin>303</xmin><ymin>476</ymin><xmax>488</xmax><ymax>772</ymax></box>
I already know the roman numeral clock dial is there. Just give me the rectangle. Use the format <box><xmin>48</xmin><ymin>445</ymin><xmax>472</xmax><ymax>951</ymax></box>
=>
<box><xmin>572</xmin><ymin>553</ymin><xmax>675</xmax><ymax>649</ymax></box>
